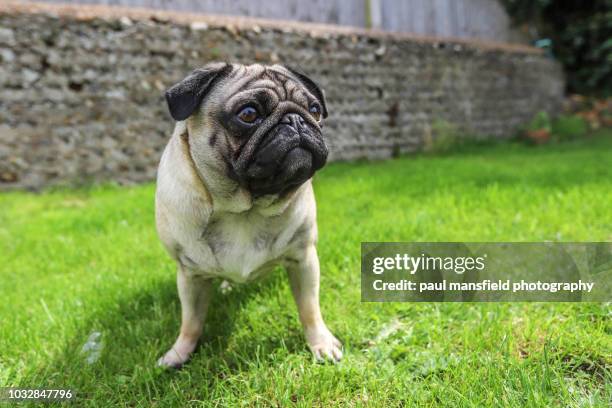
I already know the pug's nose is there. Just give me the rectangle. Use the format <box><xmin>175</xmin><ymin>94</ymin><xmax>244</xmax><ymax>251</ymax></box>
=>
<box><xmin>280</xmin><ymin>113</ymin><xmax>305</xmax><ymax>130</ymax></box>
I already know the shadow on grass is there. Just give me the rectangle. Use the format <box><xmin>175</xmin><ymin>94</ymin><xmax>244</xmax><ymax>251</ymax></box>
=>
<box><xmin>20</xmin><ymin>268</ymin><xmax>305</xmax><ymax>403</ymax></box>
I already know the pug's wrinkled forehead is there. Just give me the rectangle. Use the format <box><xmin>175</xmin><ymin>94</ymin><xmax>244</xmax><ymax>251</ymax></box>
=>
<box><xmin>219</xmin><ymin>64</ymin><xmax>321</xmax><ymax>115</ymax></box>
<box><xmin>165</xmin><ymin>62</ymin><xmax>328</xmax><ymax>123</ymax></box>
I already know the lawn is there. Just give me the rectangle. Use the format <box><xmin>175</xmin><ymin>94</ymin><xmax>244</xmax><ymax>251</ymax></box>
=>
<box><xmin>1</xmin><ymin>132</ymin><xmax>611</xmax><ymax>407</ymax></box>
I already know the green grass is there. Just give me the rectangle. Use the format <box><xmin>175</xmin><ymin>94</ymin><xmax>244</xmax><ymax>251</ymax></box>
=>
<box><xmin>1</xmin><ymin>132</ymin><xmax>611</xmax><ymax>407</ymax></box>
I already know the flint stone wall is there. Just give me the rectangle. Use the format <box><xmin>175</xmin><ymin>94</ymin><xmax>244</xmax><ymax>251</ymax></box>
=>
<box><xmin>0</xmin><ymin>2</ymin><xmax>564</xmax><ymax>190</ymax></box>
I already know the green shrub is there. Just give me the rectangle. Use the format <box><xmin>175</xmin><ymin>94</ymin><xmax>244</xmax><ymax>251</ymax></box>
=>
<box><xmin>502</xmin><ymin>0</ymin><xmax>612</xmax><ymax>97</ymax></box>
<box><xmin>526</xmin><ymin>111</ymin><xmax>552</xmax><ymax>132</ymax></box>
<box><xmin>552</xmin><ymin>115</ymin><xmax>589</xmax><ymax>140</ymax></box>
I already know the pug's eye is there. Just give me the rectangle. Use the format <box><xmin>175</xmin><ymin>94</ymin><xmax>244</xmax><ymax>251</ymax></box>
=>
<box><xmin>237</xmin><ymin>106</ymin><xmax>259</xmax><ymax>124</ymax></box>
<box><xmin>309</xmin><ymin>103</ymin><xmax>322</xmax><ymax>121</ymax></box>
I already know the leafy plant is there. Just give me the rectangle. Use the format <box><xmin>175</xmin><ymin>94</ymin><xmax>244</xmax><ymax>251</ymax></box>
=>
<box><xmin>501</xmin><ymin>0</ymin><xmax>612</xmax><ymax>97</ymax></box>
<box><xmin>552</xmin><ymin>115</ymin><xmax>589</xmax><ymax>141</ymax></box>
<box><xmin>526</xmin><ymin>111</ymin><xmax>552</xmax><ymax>132</ymax></box>
<box><xmin>523</xmin><ymin>111</ymin><xmax>552</xmax><ymax>144</ymax></box>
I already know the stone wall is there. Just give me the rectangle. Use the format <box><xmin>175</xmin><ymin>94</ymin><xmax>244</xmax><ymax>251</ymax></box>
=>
<box><xmin>0</xmin><ymin>1</ymin><xmax>564</xmax><ymax>190</ymax></box>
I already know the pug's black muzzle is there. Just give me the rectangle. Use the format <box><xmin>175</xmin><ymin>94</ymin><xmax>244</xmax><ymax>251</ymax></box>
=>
<box><xmin>232</xmin><ymin>111</ymin><xmax>328</xmax><ymax>197</ymax></box>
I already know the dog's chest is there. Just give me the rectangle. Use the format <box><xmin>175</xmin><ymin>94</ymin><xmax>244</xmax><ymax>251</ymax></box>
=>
<box><xmin>201</xmin><ymin>211</ymin><xmax>299</xmax><ymax>283</ymax></box>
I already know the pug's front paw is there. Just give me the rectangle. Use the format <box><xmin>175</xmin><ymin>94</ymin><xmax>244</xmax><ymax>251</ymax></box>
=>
<box><xmin>157</xmin><ymin>348</ymin><xmax>190</xmax><ymax>369</ymax></box>
<box><xmin>157</xmin><ymin>337</ymin><xmax>198</xmax><ymax>369</ymax></box>
<box><xmin>306</xmin><ymin>327</ymin><xmax>343</xmax><ymax>363</ymax></box>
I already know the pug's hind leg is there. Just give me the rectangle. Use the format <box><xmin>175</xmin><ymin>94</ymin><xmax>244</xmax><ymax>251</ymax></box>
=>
<box><xmin>286</xmin><ymin>246</ymin><xmax>342</xmax><ymax>362</ymax></box>
<box><xmin>158</xmin><ymin>265</ymin><xmax>213</xmax><ymax>369</ymax></box>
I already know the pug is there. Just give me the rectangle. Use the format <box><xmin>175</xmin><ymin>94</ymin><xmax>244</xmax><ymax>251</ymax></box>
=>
<box><xmin>155</xmin><ymin>63</ymin><xmax>342</xmax><ymax>368</ymax></box>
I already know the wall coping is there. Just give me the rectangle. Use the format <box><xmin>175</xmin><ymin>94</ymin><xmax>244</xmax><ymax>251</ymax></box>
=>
<box><xmin>3</xmin><ymin>1</ymin><xmax>542</xmax><ymax>55</ymax></box>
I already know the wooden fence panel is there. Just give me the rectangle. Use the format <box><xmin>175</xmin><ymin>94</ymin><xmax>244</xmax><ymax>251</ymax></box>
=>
<box><xmin>25</xmin><ymin>0</ymin><xmax>515</xmax><ymax>42</ymax></box>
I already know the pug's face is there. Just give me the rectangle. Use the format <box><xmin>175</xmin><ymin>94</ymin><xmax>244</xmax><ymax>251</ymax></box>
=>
<box><xmin>165</xmin><ymin>63</ymin><xmax>329</xmax><ymax>198</ymax></box>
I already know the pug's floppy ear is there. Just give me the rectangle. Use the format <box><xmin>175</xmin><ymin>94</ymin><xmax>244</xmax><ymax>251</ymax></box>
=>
<box><xmin>284</xmin><ymin>66</ymin><xmax>328</xmax><ymax>119</ymax></box>
<box><xmin>165</xmin><ymin>62</ymin><xmax>232</xmax><ymax>121</ymax></box>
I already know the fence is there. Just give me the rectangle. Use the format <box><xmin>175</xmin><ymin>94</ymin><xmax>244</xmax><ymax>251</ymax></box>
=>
<box><xmin>25</xmin><ymin>0</ymin><xmax>518</xmax><ymax>42</ymax></box>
